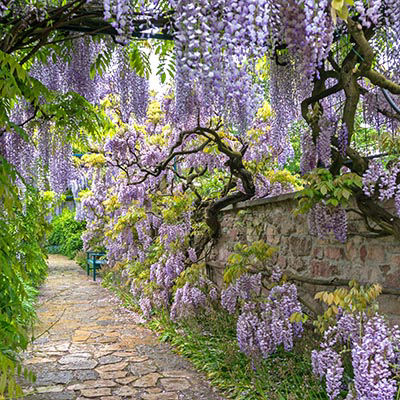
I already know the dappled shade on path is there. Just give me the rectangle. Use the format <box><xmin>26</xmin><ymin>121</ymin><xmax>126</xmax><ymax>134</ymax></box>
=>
<box><xmin>22</xmin><ymin>255</ymin><xmax>224</xmax><ymax>400</ymax></box>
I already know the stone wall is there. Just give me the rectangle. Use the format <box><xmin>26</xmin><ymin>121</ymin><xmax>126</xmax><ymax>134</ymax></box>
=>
<box><xmin>208</xmin><ymin>193</ymin><xmax>400</xmax><ymax>320</ymax></box>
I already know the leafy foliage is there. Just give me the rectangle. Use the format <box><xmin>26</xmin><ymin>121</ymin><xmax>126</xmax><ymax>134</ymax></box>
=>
<box><xmin>153</xmin><ymin>40</ymin><xmax>175</xmax><ymax>84</ymax></box>
<box><xmin>314</xmin><ymin>281</ymin><xmax>382</xmax><ymax>334</ymax></box>
<box><xmin>295</xmin><ymin>169</ymin><xmax>363</xmax><ymax>214</ymax></box>
<box><xmin>0</xmin><ymin>161</ymin><xmax>51</xmax><ymax>397</ymax></box>
<box><xmin>223</xmin><ymin>241</ymin><xmax>277</xmax><ymax>285</ymax></box>
<box><xmin>48</xmin><ymin>209</ymin><xmax>86</xmax><ymax>259</ymax></box>
<box><xmin>37</xmin><ymin>91</ymin><xmax>112</xmax><ymax>150</ymax></box>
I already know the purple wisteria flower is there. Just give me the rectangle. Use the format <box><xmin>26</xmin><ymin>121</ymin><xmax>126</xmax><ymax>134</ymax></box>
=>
<box><xmin>222</xmin><ymin>276</ymin><xmax>303</xmax><ymax>361</ymax></box>
<box><xmin>170</xmin><ymin>283</ymin><xmax>207</xmax><ymax>321</ymax></box>
<box><xmin>313</xmin><ymin>311</ymin><xmax>400</xmax><ymax>400</ymax></box>
<box><xmin>308</xmin><ymin>203</ymin><xmax>347</xmax><ymax>243</ymax></box>
<box><xmin>352</xmin><ymin>316</ymin><xmax>397</xmax><ymax>400</ymax></box>
<box><xmin>362</xmin><ymin>160</ymin><xmax>400</xmax><ymax>217</ymax></box>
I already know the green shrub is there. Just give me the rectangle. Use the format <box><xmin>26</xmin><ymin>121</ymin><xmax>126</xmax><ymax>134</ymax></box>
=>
<box><xmin>48</xmin><ymin>209</ymin><xmax>86</xmax><ymax>258</ymax></box>
<box><xmin>74</xmin><ymin>250</ymin><xmax>88</xmax><ymax>270</ymax></box>
<box><xmin>61</xmin><ymin>232</ymin><xmax>84</xmax><ymax>259</ymax></box>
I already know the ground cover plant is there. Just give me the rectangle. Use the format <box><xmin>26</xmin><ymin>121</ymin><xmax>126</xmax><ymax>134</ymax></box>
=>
<box><xmin>1</xmin><ymin>1</ymin><xmax>400</xmax><ymax>398</ymax></box>
<box><xmin>149</xmin><ymin>310</ymin><xmax>329</xmax><ymax>400</ymax></box>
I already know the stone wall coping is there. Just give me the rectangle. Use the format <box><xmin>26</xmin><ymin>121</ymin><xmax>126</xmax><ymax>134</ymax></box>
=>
<box><xmin>221</xmin><ymin>191</ymin><xmax>395</xmax><ymax>215</ymax></box>
<box><xmin>221</xmin><ymin>191</ymin><xmax>299</xmax><ymax>211</ymax></box>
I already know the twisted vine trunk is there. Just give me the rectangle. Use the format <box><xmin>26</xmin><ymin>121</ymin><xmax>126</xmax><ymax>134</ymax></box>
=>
<box><xmin>301</xmin><ymin>17</ymin><xmax>400</xmax><ymax>240</ymax></box>
<box><xmin>206</xmin><ymin>169</ymin><xmax>255</xmax><ymax>239</ymax></box>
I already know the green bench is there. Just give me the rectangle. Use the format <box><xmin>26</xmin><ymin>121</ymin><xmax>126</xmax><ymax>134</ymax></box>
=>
<box><xmin>86</xmin><ymin>251</ymin><xmax>107</xmax><ymax>281</ymax></box>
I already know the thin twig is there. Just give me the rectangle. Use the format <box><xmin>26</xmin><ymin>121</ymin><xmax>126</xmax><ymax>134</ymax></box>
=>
<box><xmin>32</xmin><ymin>308</ymin><xmax>66</xmax><ymax>342</ymax></box>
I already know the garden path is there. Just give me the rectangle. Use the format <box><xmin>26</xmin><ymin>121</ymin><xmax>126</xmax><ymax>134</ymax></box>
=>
<box><xmin>22</xmin><ymin>255</ymin><xmax>224</xmax><ymax>400</ymax></box>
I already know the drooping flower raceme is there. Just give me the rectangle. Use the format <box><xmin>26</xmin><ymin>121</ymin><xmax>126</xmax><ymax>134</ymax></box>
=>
<box><xmin>362</xmin><ymin>160</ymin><xmax>400</xmax><ymax>217</ymax></box>
<box><xmin>308</xmin><ymin>203</ymin><xmax>348</xmax><ymax>243</ymax></box>
<box><xmin>222</xmin><ymin>275</ymin><xmax>303</xmax><ymax>361</ymax></box>
<box><xmin>170</xmin><ymin>282</ymin><xmax>207</xmax><ymax>321</ymax></box>
<box><xmin>351</xmin><ymin>316</ymin><xmax>398</xmax><ymax>400</ymax></box>
<box><xmin>312</xmin><ymin>311</ymin><xmax>400</xmax><ymax>399</ymax></box>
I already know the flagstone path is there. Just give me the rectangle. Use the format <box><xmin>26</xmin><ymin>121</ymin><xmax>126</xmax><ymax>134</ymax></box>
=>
<box><xmin>22</xmin><ymin>255</ymin><xmax>225</xmax><ymax>400</ymax></box>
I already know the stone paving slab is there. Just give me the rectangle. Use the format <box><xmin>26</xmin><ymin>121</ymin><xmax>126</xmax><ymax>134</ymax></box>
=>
<box><xmin>22</xmin><ymin>255</ymin><xmax>225</xmax><ymax>400</ymax></box>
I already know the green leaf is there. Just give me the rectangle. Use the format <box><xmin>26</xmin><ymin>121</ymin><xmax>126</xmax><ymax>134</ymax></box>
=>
<box><xmin>337</xmin><ymin>4</ymin><xmax>349</xmax><ymax>19</ymax></box>
<box><xmin>332</xmin><ymin>0</ymin><xmax>344</xmax><ymax>10</ymax></box>
<box><xmin>342</xmin><ymin>188</ymin><xmax>352</xmax><ymax>200</ymax></box>
<box><xmin>320</xmin><ymin>185</ymin><xmax>328</xmax><ymax>195</ymax></box>
<box><xmin>326</xmin><ymin>198</ymin><xmax>339</xmax><ymax>207</ymax></box>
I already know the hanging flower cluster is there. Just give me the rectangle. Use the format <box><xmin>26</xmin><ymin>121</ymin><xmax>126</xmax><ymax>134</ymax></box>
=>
<box><xmin>363</xmin><ymin>160</ymin><xmax>400</xmax><ymax>216</ymax></box>
<box><xmin>222</xmin><ymin>274</ymin><xmax>303</xmax><ymax>360</ymax></box>
<box><xmin>312</xmin><ymin>311</ymin><xmax>400</xmax><ymax>399</ymax></box>
<box><xmin>308</xmin><ymin>203</ymin><xmax>348</xmax><ymax>243</ymax></box>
